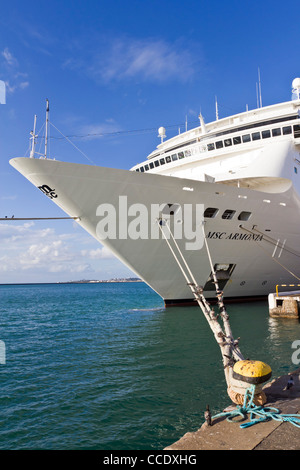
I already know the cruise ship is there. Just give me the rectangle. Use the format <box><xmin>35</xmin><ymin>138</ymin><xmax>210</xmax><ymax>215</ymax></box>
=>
<box><xmin>9</xmin><ymin>78</ymin><xmax>300</xmax><ymax>306</ymax></box>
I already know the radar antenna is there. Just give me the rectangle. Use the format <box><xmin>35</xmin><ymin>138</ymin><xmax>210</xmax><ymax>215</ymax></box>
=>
<box><xmin>292</xmin><ymin>78</ymin><xmax>300</xmax><ymax>100</ymax></box>
<box><xmin>158</xmin><ymin>126</ymin><xmax>166</xmax><ymax>143</ymax></box>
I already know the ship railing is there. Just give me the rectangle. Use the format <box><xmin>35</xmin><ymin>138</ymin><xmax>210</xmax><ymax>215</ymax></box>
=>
<box><xmin>275</xmin><ymin>284</ymin><xmax>300</xmax><ymax>296</ymax></box>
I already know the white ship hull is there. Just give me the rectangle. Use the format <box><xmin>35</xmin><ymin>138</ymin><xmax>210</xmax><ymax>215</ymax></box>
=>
<box><xmin>9</xmin><ymin>157</ymin><xmax>300</xmax><ymax>305</ymax></box>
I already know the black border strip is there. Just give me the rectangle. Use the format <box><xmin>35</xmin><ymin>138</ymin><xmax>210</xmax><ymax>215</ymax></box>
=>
<box><xmin>232</xmin><ymin>370</ymin><xmax>272</xmax><ymax>385</ymax></box>
<box><xmin>164</xmin><ymin>295</ymin><xmax>267</xmax><ymax>307</ymax></box>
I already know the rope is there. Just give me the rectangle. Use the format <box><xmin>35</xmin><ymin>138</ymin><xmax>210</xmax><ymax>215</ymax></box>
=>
<box><xmin>240</xmin><ymin>225</ymin><xmax>300</xmax><ymax>281</ymax></box>
<box><xmin>156</xmin><ymin>219</ymin><xmax>213</xmax><ymax>323</ymax></box>
<box><xmin>37</xmin><ymin>119</ymin><xmax>201</xmax><ymax>141</ymax></box>
<box><xmin>49</xmin><ymin>122</ymin><xmax>96</xmax><ymax>166</ymax></box>
<box><xmin>212</xmin><ymin>385</ymin><xmax>300</xmax><ymax>429</ymax></box>
<box><xmin>252</xmin><ymin>226</ymin><xmax>300</xmax><ymax>259</ymax></box>
<box><xmin>157</xmin><ymin>218</ymin><xmax>243</xmax><ymax>390</ymax></box>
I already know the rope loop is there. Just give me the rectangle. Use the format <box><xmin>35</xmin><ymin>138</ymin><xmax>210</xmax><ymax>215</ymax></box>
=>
<box><xmin>213</xmin><ymin>385</ymin><xmax>300</xmax><ymax>429</ymax></box>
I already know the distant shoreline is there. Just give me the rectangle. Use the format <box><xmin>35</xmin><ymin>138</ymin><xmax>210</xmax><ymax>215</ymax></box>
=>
<box><xmin>59</xmin><ymin>278</ymin><xmax>143</xmax><ymax>284</ymax></box>
<box><xmin>0</xmin><ymin>278</ymin><xmax>143</xmax><ymax>286</ymax></box>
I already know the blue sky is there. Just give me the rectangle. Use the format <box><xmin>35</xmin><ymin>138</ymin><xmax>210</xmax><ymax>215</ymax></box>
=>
<box><xmin>0</xmin><ymin>0</ymin><xmax>299</xmax><ymax>283</ymax></box>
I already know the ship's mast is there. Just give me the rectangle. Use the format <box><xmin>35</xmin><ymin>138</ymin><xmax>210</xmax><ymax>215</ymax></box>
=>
<box><xmin>29</xmin><ymin>114</ymin><xmax>37</xmax><ymax>158</ymax></box>
<box><xmin>258</xmin><ymin>67</ymin><xmax>262</xmax><ymax>108</ymax></box>
<box><xmin>215</xmin><ymin>96</ymin><xmax>219</xmax><ymax>120</ymax></box>
<box><xmin>256</xmin><ymin>68</ymin><xmax>262</xmax><ymax>108</ymax></box>
<box><xmin>44</xmin><ymin>99</ymin><xmax>49</xmax><ymax>159</ymax></box>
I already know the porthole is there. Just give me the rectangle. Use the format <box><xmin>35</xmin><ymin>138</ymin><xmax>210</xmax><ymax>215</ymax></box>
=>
<box><xmin>262</xmin><ymin>130</ymin><xmax>271</xmax><ymax>139</ymax></box>
<box><xmin>222</xmin><ymin>209</ymin><xmax>236</xmax><ymax>220</ymax></box>
<box><xmin>238</xmin><ymin>211</ymin><xmax>252</xmax><ymax>221</ymax></box>
<box><xmin>252</xmin><ymin>132</ymin><xmax>261</xmax><ymax>140</ymax></box>
<box><xmin>272</xmin><ymin>128</ymin><xmax>281</xmax><ymax>137</ymax></box>
<box><xmin>282</xmin><ymin>126</ymin><xmax>292</xmax><ymax>135</ymax></box>
<box><xmin>204</xmin><ymin>207</ymin><xmax>219</xmax><ymax>218</ymax></box>
<box><xmin>293</xmin><ymin>124</ymin><xmax>300</xmax><ymax>137</ymax></box>
<box><xmin>161</xmin><ymin>203</ymin><xmax>181</xmax><ymax>216</ymax></box>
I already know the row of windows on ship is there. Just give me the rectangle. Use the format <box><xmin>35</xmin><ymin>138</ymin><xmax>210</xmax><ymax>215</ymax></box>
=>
<box><xmin>135</xmin><ymin>123</ymin><xmax>300</xmax><ymax>173</ymax></box>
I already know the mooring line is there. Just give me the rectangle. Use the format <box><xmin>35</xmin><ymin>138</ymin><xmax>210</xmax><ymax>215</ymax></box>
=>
<box><xmin>157</xmin><ymin>218</ymin><xmax>244</xmax><ymax>389</ymax></box>
<box><xmin>240</xmin><ymin>225</ymin><xmax>300</xmax><ymax>281</ymax></box>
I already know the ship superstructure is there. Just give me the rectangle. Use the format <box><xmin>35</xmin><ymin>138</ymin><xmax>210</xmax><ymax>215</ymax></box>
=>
<box><xmin>132</xmin><ymin>97</ymin><xmax>300</xmax><ymax>193</ymax></box>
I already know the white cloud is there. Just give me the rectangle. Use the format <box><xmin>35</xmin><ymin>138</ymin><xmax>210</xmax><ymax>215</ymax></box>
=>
<box><xmin>0</xmin><ymin>221</ymin><xmax>35</xmax><ymax>243</ymax></box>
<box><xmin>81</xmin><ymin>246</ymin><xmax>114</xmax><ymax>259</ymax></box>
<box><xmin>100</xmin><ymin>38</ymin><xmax>196</xmax><ymax>82</ymax></box>
<box><xmin>0</xmin><ymin>221</ymin><xmax>135</xmax><ymax>282</ymax></box>
<box><xmin>19</xmin><ymin>81</ymin><xmax>29</xmax><ymax>89</ymax></box>
<box><xmin>78</xmin><ymin>119</ymin><xmax>122</xmax><ymax>140</ymax></box>
<box><xmin>2</xmin><ymin>48</ymin><xmax>18</xmax><ymax>67</ymax></box>
<box><xmin>4</xmin><ymin>78</ymin><xmax>29</xmax><ymax>95</ymax></box>
<box><xmin>0</xmin><ymin>195</ymin><xmax>17</xmax><ymax>201</ymax></box>
<box><xmin>1</xmin><ymin>47</ymin><xmax>29</xmax><ymax>94</ymax></box>
<box><xmin>0</xmin><ymin>222</ymin><xmax>100</xmax><ymax>275</ymax></box>
<box><xmin>64</xmin><ymin>36</ymin><xmax>199</xmax><ymax>84</ymax></box>
<box><xmin>57</xmin><ymin>114</ymin><xmax>123</xmax><ymax>141</ymax></box>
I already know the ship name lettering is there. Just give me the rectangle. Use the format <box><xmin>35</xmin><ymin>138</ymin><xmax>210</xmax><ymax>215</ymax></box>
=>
<box><xmin>38</xmin><ymin>184</ymin><xmax>57</xmax><ymax>199</ymax></box>
<box><xmin>206</xmin><ymin>231</ymin><xmax>263</xmax><ymax>241</ymax></box>
<box><xmin>206</xmin><ymin>231</ymin><xmax>226</xmax><ymax>239</ymax></box>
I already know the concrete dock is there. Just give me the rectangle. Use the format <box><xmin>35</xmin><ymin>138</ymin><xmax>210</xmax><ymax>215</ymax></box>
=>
<box><xmin>165</xmin><ymin>368</ymin><xmax>300</xmax><ymax>450</ymax></box>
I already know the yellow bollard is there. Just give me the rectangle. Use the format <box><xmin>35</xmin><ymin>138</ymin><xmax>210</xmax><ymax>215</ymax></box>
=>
<box><xmin>228</xmin><ymin>360</ymin><xmax>272</xmax><ymax>405</ymax></box>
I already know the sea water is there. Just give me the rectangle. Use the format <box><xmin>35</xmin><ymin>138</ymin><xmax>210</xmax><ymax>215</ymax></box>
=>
<box><xmin>0</xmin><ymin>282</ymin><xmax>300</xmax><ymax>450</ymax></box>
